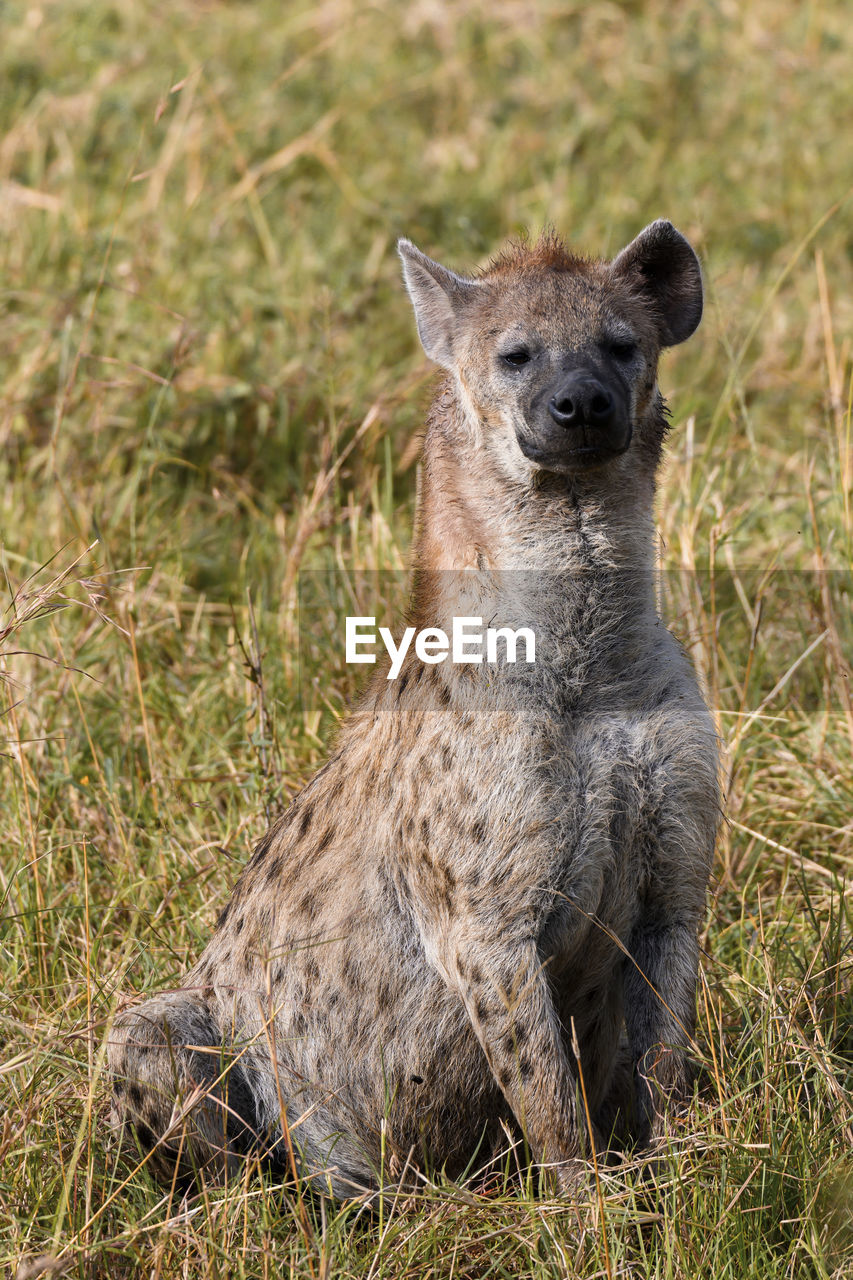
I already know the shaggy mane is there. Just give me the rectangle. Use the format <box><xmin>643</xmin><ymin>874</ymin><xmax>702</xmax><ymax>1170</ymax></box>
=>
<box><xmin>478</xmin><ymin>228</ymin><xmax>589</xmax><ymax>278</ymax></box>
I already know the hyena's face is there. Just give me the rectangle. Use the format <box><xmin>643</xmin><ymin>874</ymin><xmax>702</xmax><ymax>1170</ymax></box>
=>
<box><xmin>399</xmin><ymin>221</ymin><xmax>703</xmax><ymax>479</ymax></box>
<box><xmin>451</xmin><ymin>268</ymin><xmax>656</xmax><ymax>476</ymax></box>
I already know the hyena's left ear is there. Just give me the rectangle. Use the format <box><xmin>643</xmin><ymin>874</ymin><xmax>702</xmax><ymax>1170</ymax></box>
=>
<box><xmin>611</xmin><ymin>220</ymin><xmax>703</xmax><ymax>347</ymax></box>
<box><xmin>397</xmin><ymin>240</ymin><xmax>482</xmax><ymax>371</ymax></box>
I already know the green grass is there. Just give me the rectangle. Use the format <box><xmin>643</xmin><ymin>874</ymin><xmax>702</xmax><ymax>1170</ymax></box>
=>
<box><xmin>1</xmin><ymin>0</ymin><xmax>852</xmax><ymax>1275</ymax></box>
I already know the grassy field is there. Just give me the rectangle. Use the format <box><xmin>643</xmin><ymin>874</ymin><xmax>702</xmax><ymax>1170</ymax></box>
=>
<box><xmin>2</xmin><ymin>0</ymin><xmax>852</xmax><ymax>1275</ymax></box>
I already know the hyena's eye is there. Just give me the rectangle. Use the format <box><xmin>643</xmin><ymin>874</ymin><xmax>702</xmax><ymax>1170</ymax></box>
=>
<box><xmin>608</xmin><ymin>340</ymin><xmax>638</xmax><ymax>362</ymax></box>
<box><xmin>502</xmin><ymin>348</ymin><xmax>532</xmax><ymax>367</ymax></box>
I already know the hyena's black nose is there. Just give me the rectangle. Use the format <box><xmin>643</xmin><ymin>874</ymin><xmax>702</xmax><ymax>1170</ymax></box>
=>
<box><xmin>549</xmin><ymin>374</ymin><xmax>615</xmax><ymax>429</ymax></box>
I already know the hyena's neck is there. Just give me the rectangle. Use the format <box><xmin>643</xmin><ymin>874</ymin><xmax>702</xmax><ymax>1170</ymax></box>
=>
<box><xmin>410</xmin><ymin>384</ymin><xmax>659</xmax><ymax>634</ymax></box>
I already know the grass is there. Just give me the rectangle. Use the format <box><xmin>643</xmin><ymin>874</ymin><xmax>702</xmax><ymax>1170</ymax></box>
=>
<box><xmin>1</xmin><ymin>0</ymin><xmax>852</xmax><ymax>1275</ymax></box>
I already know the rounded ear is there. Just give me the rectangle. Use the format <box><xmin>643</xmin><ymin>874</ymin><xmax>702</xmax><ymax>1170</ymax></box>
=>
<box><xmin>397</xmin><ymin>239</ymin><xmax>481</xmax><ymax>370</ymax></box>
<box><xmin>611</xmin><ymin>220</ymin><xmax>703</xmax><ymax>346</ymax></box>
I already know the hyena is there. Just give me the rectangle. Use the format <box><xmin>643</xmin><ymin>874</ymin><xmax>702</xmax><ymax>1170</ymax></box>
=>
<box><xmin>108</xmin><ymin>220</ymin><xmax>719</xmax><ymax>1199</ymax></box>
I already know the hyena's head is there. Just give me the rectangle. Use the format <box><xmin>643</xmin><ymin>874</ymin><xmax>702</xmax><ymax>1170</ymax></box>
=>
<box><xmin>398</xmin><ymin>221</ymin><xmax>702</xmax><ymax>480</ymax></box>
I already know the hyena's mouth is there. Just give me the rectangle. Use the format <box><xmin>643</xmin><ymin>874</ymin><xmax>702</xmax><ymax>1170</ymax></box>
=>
<box><xmin>516</xmin><ymin>423</ymin><xmax>633</xmax><ymax>474</ymax></box>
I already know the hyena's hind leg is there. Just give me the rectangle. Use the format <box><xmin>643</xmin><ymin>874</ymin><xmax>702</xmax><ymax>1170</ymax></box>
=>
<box><xmin>108</xmin><ymin>992</ymin><xmax>268</xmax><ymax>1185</ymax></box>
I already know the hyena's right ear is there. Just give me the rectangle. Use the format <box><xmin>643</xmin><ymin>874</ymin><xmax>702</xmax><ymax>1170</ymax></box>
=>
<box><xmin>397</xmin><ymin>240</ymin><xmax>482</xmax><ymax>370</ymax></box>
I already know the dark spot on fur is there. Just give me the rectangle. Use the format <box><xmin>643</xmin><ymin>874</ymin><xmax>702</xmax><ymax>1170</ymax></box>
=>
<box><xmin>235</xmin><ymin>915</ymin><xmax>245</xmax><ymax>935</ymax></box>
<box><xmin>129</xmin><ymin>1083</ymin><xmax>144</xmax><ymax>1111</ymax></box>
<box><xmin>397</xmin><ymin>671</ymin><xmax>410</xmax><ymax>697</ymax></box>
<box><xmin>317</xmin><ymin>827</ymin><xmax>334</xmax><ymax>854</ymax></box>
<box><xmin>299</xmin><ymin>804</ymin><xmax>314</xmax><ymax>840</ymax></box>
<box><xmin>249</xmin><ymin>830</ymin><xmax>274</xmax><ymax>871</ymax></box>
<box><xmin>475</xmin><ymin>999</ymin><xmax>490</xmax><ymax>1024</ymax></box>
<box><xmin>405</xmin><ymin>816</ymin><xmax>415</xmax><ymax>839</ymax></box>
<box><xmin>265</xmin><ymin>855</ymin><xmax>283</xmax><ymax>886</ymax></box>
<box><xmin>419</xmin><ymin>817</ymin><xmax>430</xmax><ymax>843</ymax></box>
<box><xmin>469</xmin><ymin>963</ymin><xmax>483</xmax><ymax>986</ymax></box>
<box><xmin>411</xmin><ymin>1074</ymin><xmax>424</xmax><ymax>1084</ymax></box>
<box><xmin>472</xmin><ymin>819</ymin><xmax>486</xmax><ymax>843</ymax></box>
<box><xmin>216</xmin><ymin>899</ymin><xmax>232</xmax><ymax>930</ymax></box>
<box><xmin>441</xmin><ymin>744</ymin><xmax>454</xmax><ymax>771</ymax></box>
<box><xmin>135</xmin><ymin>1121</ymin><xmax>155</xmax><ymax>1153</ymax></box>
<box><xmin>305</xmin><ymin>956</ymin><xmax>320</xmax><ymax>986</ymax></box>
<box><xmin>298</xmin><ymin>891</ymin><xmax>318</xmax><ymax>920</ymax></box>
<box><xmin>438</xmin><ymin>683</ymin><xmax>451</xmax><ymax>707</ymax></box>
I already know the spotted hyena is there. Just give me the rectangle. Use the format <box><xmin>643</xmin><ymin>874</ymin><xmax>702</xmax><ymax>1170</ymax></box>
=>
<box><xmin>108</xmin><ymin>220</ymin><xmax>719</xmax><ymax>1200</ymax></box>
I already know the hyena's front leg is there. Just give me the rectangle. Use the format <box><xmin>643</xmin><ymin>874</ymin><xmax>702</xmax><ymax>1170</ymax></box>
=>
<box><xmin>445</xmin><ymin>933</ymin><xmax>592</xmax><ymax>1189</ymax></box>
<box><xmin>623</xmin><ymin>915</ymin><xmax>703</xmax><ymax>1143</ymax></box>
<box><xmin>622</xmin><ymin>751</ymin><xmax>718</xmax><ymax>1143</ymax></box>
